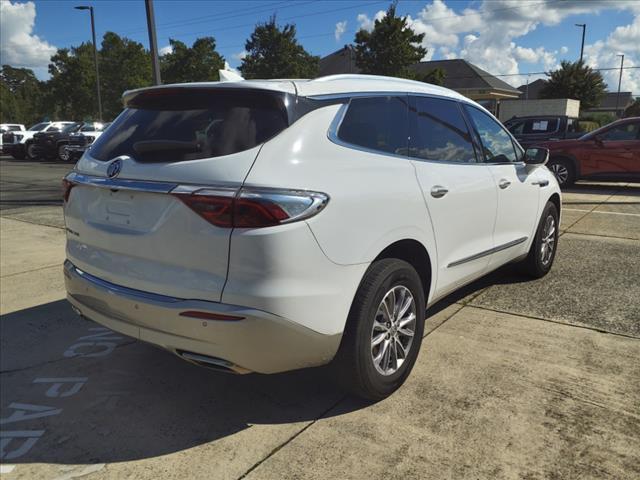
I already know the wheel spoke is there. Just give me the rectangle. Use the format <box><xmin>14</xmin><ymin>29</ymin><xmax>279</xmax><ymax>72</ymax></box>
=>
<box><xmin>398</xmin><ymin>312</ymin><xmax>415</xmax><ymax>329</ymax></box>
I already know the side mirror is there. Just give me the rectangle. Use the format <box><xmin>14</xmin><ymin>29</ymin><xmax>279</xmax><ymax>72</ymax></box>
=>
<box><xmin>524</xmin><ymin>147</ymin><xmax>549</xmax><ymax>166</ymax></box>
<box><xmin>594</xmin><ymin>134</ymin><xmax>604</xmax><ymax>146</ymax></box>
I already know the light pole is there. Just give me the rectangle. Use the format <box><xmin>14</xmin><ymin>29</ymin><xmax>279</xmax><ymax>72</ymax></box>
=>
<box><xmin>145</xmin><ymin>0</ymin><xmax>162</xmax><ymax>85</ymax></box>
<box><xmin>75</xmin><ymin>6</ymin><xmax>103</xmax><ymax>121</ymax></box>
<box><xmin>575</xmin><ymin>23</ymin><xmax>586</xmax><ymax>63</ymax></box>
<box><xmin>615</xmin><ymin>54</ymin><xmax>625</xmax><ymax>118</ymax></box>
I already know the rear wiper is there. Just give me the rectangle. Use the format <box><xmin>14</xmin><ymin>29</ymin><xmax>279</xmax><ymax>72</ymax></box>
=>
<box><xmin>133</xmin><ymin>140</ymin><xmax>201</xmax><ymax>154</ymax></box>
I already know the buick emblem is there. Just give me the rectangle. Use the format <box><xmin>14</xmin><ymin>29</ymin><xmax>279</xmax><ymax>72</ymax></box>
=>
<box><xmin>107</xmin><ymin>159</ymin><xmax>122</xmax><ymax>178</ymax></box>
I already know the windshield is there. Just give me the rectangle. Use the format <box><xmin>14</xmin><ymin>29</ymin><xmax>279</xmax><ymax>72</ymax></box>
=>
<box><xmin>62</xmin><ymin>123</ymin><xmax>81</xmax><ymax>133</ymax></box>
<box><xmin>29</xmin><ymin>122</ymin><xmax>49</xmax><ymax>131</ymax></box>
<box><xmin>90</xmin><ymin>88</ymin><xmax>289</xmax><ymax>162</ymax></box>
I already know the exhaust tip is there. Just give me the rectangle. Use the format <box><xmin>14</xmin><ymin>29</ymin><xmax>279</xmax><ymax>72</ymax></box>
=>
<box><xmin>178</xmin><ymin>351</ymin><xmax>251</xmax><ymax>374</ymax></box>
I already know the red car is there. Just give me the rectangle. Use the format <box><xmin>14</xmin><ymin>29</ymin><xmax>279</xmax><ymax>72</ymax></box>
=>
<box><xmin>540</xmin><ymin>117</ymin><xmax>640</xmax><ymax>187</ymax></box>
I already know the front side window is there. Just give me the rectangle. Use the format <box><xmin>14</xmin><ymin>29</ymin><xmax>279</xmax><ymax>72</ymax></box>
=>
<box><xmin>523</xmin><ymin>118</ymin><xmax>558</xmax><ymax>134</ymax></box>
<box><xmin>464</xmin><ymin>105</ymin><xmax>518</xmax><ymax>163</ymax></box>
<box><xmin>337</xmin><ymin>96</ymin><xmax>408</xmax><ymax>156</ymax></box>
<box><xmin>601</xmin><ymin>122</ymin><xmax>639</xmax><ymax>141</ymax></box>
<box><xmin>90</xmin><ymin>88</ymin><xmax>289</xmax><ymax>162</ymax></box>
<box><xmin>409</xmin><ymin>96</ymin><xmax>476</xmax><ymax>163</ymax></box>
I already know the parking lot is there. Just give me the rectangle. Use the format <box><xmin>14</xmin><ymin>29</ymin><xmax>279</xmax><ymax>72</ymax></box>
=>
<box><xmin>1</xmin><ymin>156</ymin><xmax>639</xmax><ymax>479</ymax></box>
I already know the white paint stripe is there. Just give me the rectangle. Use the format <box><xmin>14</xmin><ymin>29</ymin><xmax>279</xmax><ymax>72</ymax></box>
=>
<box><xmin>0</xmin><ymin>465</ymin><xmax>16</xmax><ymax>473</ymax></box>
<box><xmin>563</xmin><ymin>208</ymin><xmax>640</xmax><ymax>217</ymax></box>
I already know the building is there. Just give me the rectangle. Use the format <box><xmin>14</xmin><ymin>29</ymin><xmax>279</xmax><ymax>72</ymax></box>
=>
<box><xmin>584</xmin><ymin>91</ymin><xmax>634</xmax><ymax>116</ymax></box>
<box><xmin>517</xmin><ymin>79</ymin><xmax>547</xmax><ymax>100</ymax></box>
<box><xmin>317</xmin><ymin>52</ymin><xmax>521</xmax><ymax>115</ymax></box>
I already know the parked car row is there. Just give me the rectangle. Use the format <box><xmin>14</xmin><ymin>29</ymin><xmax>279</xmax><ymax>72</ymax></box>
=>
<box><xmin>505</xmin><ymin>115</ymin><xmax>640</xmax><ymax>187</ymax></box>
<box><xmin>1</xmin><ymin>121</ymin><xmax>109</xmax><ymax>161</ymax></box>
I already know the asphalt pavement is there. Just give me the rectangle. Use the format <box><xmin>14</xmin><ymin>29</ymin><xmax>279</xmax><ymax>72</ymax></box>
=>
<box><xmin>1</xmin><ymin>156</ymin><xmax>639</xmax><ymax>479</ymax></box>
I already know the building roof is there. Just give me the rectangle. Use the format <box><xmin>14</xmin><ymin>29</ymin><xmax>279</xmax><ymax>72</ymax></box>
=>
<box><xmin>599</xmin><ymin>91</ymin><xmax>633</xmax><ymax>109</ymax></box>
<box><xmin>410</xmin><ymin>59</ymin><xmax>521</xmax><ymax>95</ymax></box>
<box><xmin>319</xmin><ymin>46</ymin><xmax>360</xmax><ymax>77</ymax></box>
<box><xmin>517</xmin><ymin>78</ymin><xmax>547</xmax><ymax>99</ymax></box>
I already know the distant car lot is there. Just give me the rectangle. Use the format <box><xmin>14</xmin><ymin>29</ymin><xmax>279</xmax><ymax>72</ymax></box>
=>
<box><xmin>1</xmin><ymin>155</ymin><xmax>639</xmax><ymax>479</ymax></box>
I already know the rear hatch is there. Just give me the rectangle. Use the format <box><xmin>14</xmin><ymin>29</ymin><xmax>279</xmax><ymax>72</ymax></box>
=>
<box><xmin>64</xmin><ymin>85</ymin><xmax>293</xmax><ymax>302</ymax></box>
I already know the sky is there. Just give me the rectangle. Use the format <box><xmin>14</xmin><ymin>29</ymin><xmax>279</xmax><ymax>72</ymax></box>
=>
<box><xmin>1</xmin><ymin>0</ymin><xmax>638</xmax><ymax>93</ymax></box>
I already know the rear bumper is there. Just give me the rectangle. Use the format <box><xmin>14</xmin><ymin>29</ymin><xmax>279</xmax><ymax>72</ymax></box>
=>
<box><xmin>64</xmin><ymin>260</ymin><xmax>341</xmax><ymax>374</ymax></box>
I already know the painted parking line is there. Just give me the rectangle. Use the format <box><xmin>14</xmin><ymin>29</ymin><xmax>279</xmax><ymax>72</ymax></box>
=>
<box><xmin>563</xmin><ymin>208</ymin><xmax>640</xmax><ymax>217</ymax></box>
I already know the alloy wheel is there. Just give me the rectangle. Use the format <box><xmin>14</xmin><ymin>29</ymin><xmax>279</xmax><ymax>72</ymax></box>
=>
<box><xmin>540</xmin><ymin>215</ymin><xmax>556</xmax><ymax>266</ymax></box>
<box><xmin>371</xmin><ymin>285</ymin><xmax>416</xmax><ymax>376</ymax></box>
<box><xmin>550</xmin><ymin>163</ymin><xmax>568</xmax><ymax>185</ymax></box>
<box><xmin>58</xmin><ymin>145</ymin><xmax>70</xmax><ymax>161</ymax></box>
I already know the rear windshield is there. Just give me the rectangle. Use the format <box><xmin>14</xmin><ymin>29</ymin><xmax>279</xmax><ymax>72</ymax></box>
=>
<box><xmin>90</xmin><ymin>88</ymin><xmax>289</xmax><ymax>162</ymax></box>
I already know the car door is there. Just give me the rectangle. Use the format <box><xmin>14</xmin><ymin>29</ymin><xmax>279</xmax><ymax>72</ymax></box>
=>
<box><xmin>463</xmin><ymin>105</ymin><xmax>540</xmax><ymax>269</ymax></box>
<box><xmin>408</xmin><ymin>96</ymin><xmax>497</xmax><ymax>298</ymax></box>
<box><xmin>590</xmin><ymin>120</ymin><xmax>640</xmax><ymax>175</ymax></box>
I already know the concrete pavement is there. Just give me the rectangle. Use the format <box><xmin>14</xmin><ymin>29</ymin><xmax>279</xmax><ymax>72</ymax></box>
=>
<box><xmin>1</xmin><ymin>159</ymin><xmax>638</xmax><ymax>479</ymax></box>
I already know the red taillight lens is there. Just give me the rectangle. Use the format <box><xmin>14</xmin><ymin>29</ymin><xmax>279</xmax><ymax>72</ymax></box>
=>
<box><xmin>174</xmin><ymin>187</ymin><xmax>329</xmax><ymax>229</ymax></box>
<box><xmin>176</xmin><ymin>193</ymin><xmax>234</xmax><ymax>227</ymax></box>
<box><xmin>62</xmin><ymin>178</ymin><xmax>75</xmax><ymax>202</ymax></box>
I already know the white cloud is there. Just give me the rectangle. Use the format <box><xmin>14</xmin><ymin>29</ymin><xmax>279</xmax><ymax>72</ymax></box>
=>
<box><xmin>584</xmin><ymin>15</ymin><xmax>640</xmax><ymax>93</ymax></box>
<box><xmin>355</xmin><ymin>0</ymin><xmax>640</xmax><ymax>90</ymax></box>
<box><xmin>0</xmin><ymin>0</ymin><xmax>57</xmax><ymax>78</ymax></box>
<box><xmin>335</xmin><ymin>20</ymin><xmax>347</xmax><ymax>42</ymax></box>
<box><xmin>232</xmin><ymin>50</ymin><xmax>247</xmax><ymax>61</ymax></box>
<box><xmin>159</xmin><ymin>45</ymin><xmax>173</xmax><ymax>56</ymax></box>
<box><xmin>357</xmin><ymin>10</ymin><xmax>386</xmax><ymax>32</ymax></box>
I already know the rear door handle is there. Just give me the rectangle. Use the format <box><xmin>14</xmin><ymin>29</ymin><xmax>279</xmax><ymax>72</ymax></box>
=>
<box><xmin>498</xmin><ymin>179</ymin><xmax>511</xmax><ymax>189</ymax></box>
<box><xmin>430</xmin><ymin>185</ymin><xmax>448</xmax><ymax>198</ymax></box>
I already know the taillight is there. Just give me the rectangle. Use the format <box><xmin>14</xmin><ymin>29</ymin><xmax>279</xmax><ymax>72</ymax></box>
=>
<box><xmin>62</xmin><ymin>178</ymin><xmax>75</xmax><ymax>202</ymax></box>
<box><xmin>174</xmin><ymin>187</ymin><xmax>329</xmax><ymax>228</ymax></box>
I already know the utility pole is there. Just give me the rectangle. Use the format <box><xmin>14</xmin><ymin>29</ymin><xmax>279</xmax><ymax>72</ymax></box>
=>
<box><xmin>575</xmin><ymin>23</ymin><xmax>586</xmax><ymax>63</ymax></box>
<box><xmin>75</xmin><ymin>6</ymin><xmax>103</xmax><ymax>121</ymax></box>
<box><xmin>145</xmin><ymin>0</ymin><xmax>162</xmax><ymax>85</ymax></box>
<box><xmin>615</xmin><ymin>54</ymin><xmax>625</xmax><ymax>118</ymax></box>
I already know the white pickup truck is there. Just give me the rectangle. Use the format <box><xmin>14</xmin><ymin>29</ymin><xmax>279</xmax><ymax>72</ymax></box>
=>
<box><xmin>2</xmin><ymin>121</ymin><xmax>74</xmax><ymax>159</ymax></box>
<box><xmin>0</xmin><ymin>124</ymin><xmax>26</xmax><ymax>154</ymax></box>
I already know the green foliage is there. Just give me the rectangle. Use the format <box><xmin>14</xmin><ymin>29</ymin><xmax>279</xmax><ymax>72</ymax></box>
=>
<box><xmin>239</xmin><ymin>16</ymin><xmax>319</xmax><ymax>79</ymax></box>
<box><xmin>100</xmin><ymin>32</ymin><xmax>153</xmax><ymax>120</ymax></box>
<box><xmin>354</xmin><ymin>3</ymin><xmax>426</xmax><ymax>78</ymax></box>
<box><xmin>421</xmin><ymin>67</ymin><xmax>446</xmax><ymax>86</ymax></box>
<box><xmin>161</xmin><ymin>37</ymin><xmax>225</xmax><ymax>84</ymax></box>
<box><xmin>46</xmin><ymin>42</ymin><xmax>97</xmax><ymax>120</ymax></box>
<box><xmin>580</xmin><ymin>112</ymin><xmax>617</xmax><ymax>127</ymax></box>
<box><xmin>540</xmin><ymin>61</ymin><xmax>606</xmax><ymax>110</ymax></box>
<box><xmin>0</xmin><ymin>65</ymin><xmax>45</xmax><ymax>125</ymax></box>
<box><xmin>623</xmin><ymin>98</ymin><xmax>640</xmax><ymax>118</ymax></box>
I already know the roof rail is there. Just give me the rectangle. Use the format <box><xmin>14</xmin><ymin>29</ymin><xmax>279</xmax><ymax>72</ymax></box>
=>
<box><xmin>313</xmin><ymin>74</ymin><xmax>425</xmax><ymax>86</ymax></box>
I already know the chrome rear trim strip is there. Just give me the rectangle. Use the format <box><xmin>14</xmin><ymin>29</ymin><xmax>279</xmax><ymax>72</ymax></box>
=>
<box><xmin>64</xmin><ymin>260</ymin><xmax>182</xmax><ymax>303</ymax></box>
<box><xmin>66</xmin><ymin>171</ymin><xmax>178</xmax><ymax>193</ymax></box>
<box><xmin>447</xmin><ymin>236</ymin><xmax>527</xmax><ymax>268</ymax></box>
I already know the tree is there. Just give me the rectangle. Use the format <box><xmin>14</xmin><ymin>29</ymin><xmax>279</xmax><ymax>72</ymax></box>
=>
<box><xmin>540</xmin><ymin>61</ymin><xmax>606</xmax><ymax>110</ymax></box>
<box><xmin>354</xmin><ymin>3</ymin><xmax>426</xmax><ymax>78</ymax></box>
<box><xmin>100</xmin><ymin>32</ymin><xmax>152</xmax><ymax>120</ymax></box>
<box><xmin>421</xmin><ymin>67</ymin><xmax>446</xmax><ymax>86</ymax></box>
<box><xmin>161</xmin><ymin>37</ymin><xmax>225</xmax><ymax>84</ymax></box>
<box><xmin>46</xmin><ymin>42</ymin><xmax>97</xmax><ymax>120</ymax></box>
<box><xmin>623</xmin><ymin>98</ymin><xmax>640</xmax><ymax>118</ymax></box>
<box><xmin>0</xmin><ymin>65</ymin><xmax>45</xmax><ymax>125</ymax></box>
<box><xmin>239</xmin><ymin>16</ymin><xmax>319</xmax><ymax>79</ymax></box>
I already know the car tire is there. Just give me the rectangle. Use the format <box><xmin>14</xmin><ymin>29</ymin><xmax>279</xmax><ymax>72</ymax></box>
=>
<box><xmin>26</xmin><ymin>142</ymin><xmax>38</xmax><ymax>160</ymax></box>
<box><xmin>520</xmin><ymin>201</ymin><xmax>559</xmax><ymax>278</ymax></box>
<box><xmin>57</xmin><ymin>143</ymin><xmax>70</xmax><ymax>162</ymax></box>
<box><xmin>547</xmin><ymin>157</ymin><xmax>575</xmax><ymax>188</ymax></box>
<box><xmin>332</xmin><ymin>258</ymin><xmax>426</xmax><ymax>401</ymax></box>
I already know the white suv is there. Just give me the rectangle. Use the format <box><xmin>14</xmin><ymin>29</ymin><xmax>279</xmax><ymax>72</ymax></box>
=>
<box><xmin>63</xmin><ymin>75</ymin><xmax>560</xmax><ymax>399</ymax></box>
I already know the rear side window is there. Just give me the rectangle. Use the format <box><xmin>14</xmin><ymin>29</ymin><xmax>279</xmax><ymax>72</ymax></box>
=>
<box><xmin>90</xmin><ymin>88</ymin><xmax>289</xmax><ymax>162</ymax></box>
<box><xmin>464</xmin><ymin>105</ymin><xmax>518</xmax><ymax>163</ymax></box>
<box><xmin>601</xmin><ymin>122</ymin><xmax>640</xmax><ymax>141</ymax></box>
<box><xmin>409</xmin><ymin>96</ymin><xmax>477</xmax><ymax>163</ymax></box>
<box><xmin>337</xmin><ymin>96</ymin><xmax>408</xmax><ymax>156</ymax></box>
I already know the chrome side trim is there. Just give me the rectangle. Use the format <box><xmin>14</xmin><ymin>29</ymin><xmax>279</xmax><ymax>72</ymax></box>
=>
<box><xmin>447</xmin><ymin>237</ymin><xmax>528</xmax><ymax>268</ymax></box>
<box><xmin>64</xmin><ymin>260</ymin><xmax>181</xmax><ymax>303</ymax></box>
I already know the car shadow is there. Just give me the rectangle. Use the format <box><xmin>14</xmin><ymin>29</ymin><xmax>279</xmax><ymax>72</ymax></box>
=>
<box><xmin>0</xmin><ymin>258</ymin><xmax>545</xmax><ymax>467</ymax></box>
